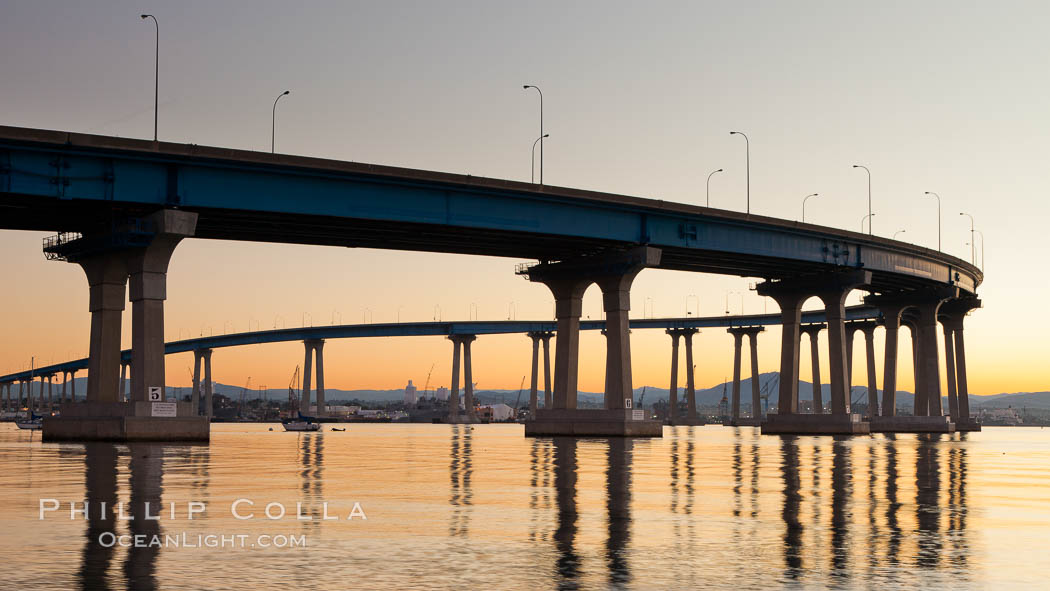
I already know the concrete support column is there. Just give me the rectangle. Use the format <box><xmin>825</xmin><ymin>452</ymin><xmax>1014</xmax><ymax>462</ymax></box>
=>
<box><xmin>47</xmin><ymin>374</ymin><xmax>53</xmax><ymax>409</ymax></box>
<box><xmin>541</xmin><ymin>333</ymin><xmax>553</xmax><ymax>409</ymax></box>
<box><xmin>596</xmin><ymin>273</ymin><xmax>638</xmax><ymax>411</ymax></box>
<box><xmin>448</xmin><ymin>337</ymin><xmax>461</xmax><ymax>423</ymax></box>
<box><xmin>77</xmin><ymin>254</ymin><xmax>129</xmax><ymax>403</ymax></box>
<box><xmin>941</xmin><ymin>321</ymin><xmax>959</xmax><ymax>421</ymax></box>
<box><xmin>729</xmin><ymin>331</ymin><xmax>744</xmax><ymax>420</ymax></box>
<box><xmin>544</xmin><ymin>279</ymin><xmax>589</xmax><ymax>410</ymax></box>
<box><xmin>800</xmin><ymin>325</ymin><xmax>823</xmax><ymax>413</ymax></box>
<box><xmin>904</xmin><ymin>318</ymin><xmax>923</xmax><ymax>415</ymax></box>
<box><xmin>61</xmin><ymin>373</ymin><xmax>68</xmax><ymax>404</ymax></box>
<box><xmin>665</xmin><ymin>330</ymin><xmax>681</xmax><ymax>424</ymax></box>
<box><xmin>463</xmin><ymin>336</ymin><xmax>477</xmax><ymax>422</ymax></box>
<box><xmin>126</xmin><ymin>211</ymin><xmax>196</xmax><ymax>405</ymax></box>
<box><xmin>877</xmin><ymin>305</ymin><xmax>905</xmax><ymax>416</ymax></box>
<box><xmin>846</xmin><ymin>329</ymin><xmax>855</xmax><ymax>391</ymax></box>
<box><xmin>192</xmin><ymin>351</ymin><xmax>203</xmax><ymax>414</ymax></box>
<box><xmin>315</xmin><ymin>340</ymin><xmax>326</xmax><ymax>417</ymax></box>
<box><xmin>19</xmin><ymin>380</ymin><xmax>25</xmax><ymax>410</ymax></box>
<box><xmin>916</xmin><ymin>302</ymin><xmax>944</xmax><ymax>417</ymax></box>
<box><xmin>953</xmin><ymin>320</ymin><xmax>971</xmax><ymax>422</ymax></box>
<box><xmin>862</xmin><ymin>325</ymin><xmax>878</xmax><ymax>418</ymax></box>
<box><xmin>70</xmin><ymin>370</ymin><xmax>76</xmax><ymax>402</ymax></box>
<box><xmin>763</xmin><ymin>291</ymin><xmax>805</xmax><ymax>415</ymax></box>
<box><xmin>748</xmin><ymin>330</ymin><xmax>762</xmax><ymax>419</ymax></box>
<box><xmin>302</xmin><ymin>341</ymin><xmax>314</xmax><ymax>415</ymax></box>
<box><xmin>528</xmin><ymin>333</ymin><xmax>541</xmax><ymax>417</ymax></box>
<box><xmin>202</xmin><ymin>349</ymin><xmax>214</xmax><ymax>419</ymax></box>
<box><xmin>684</xmin><ymin>328</ymin><xmax>697</xmax><ymax>422</ymax></box>
<box><xmin>818</xmin><ymin>289</ymin><xmax>854</xmax><ymax>416</ymax></box>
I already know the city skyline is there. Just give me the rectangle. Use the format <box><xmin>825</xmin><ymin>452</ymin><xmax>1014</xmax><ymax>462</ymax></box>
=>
<box><xmin>2</xmin><ymin>1</ymin><xmax>1047</xmax><ymax>396</ymax></box>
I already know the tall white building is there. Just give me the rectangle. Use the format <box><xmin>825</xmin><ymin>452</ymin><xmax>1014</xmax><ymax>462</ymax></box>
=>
<box><xmin>403</xmin><ymin>380</ymin><xmax>418</xmax><ymax>406</ymax></box>
<box><xmin>435</xmin><ymin>386</ymin><xmax>449</xmax><ymax>401</ymax></box>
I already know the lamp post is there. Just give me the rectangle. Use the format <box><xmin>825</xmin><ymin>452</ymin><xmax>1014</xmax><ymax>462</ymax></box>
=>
<box><xmin>706</xmin><ymin>168</ymin><xmax>723</xmax><ymax>207</ymax></box>
<box><xmin>852</xmin><ymin>164</ymin><xmax>872</xmax><ymax>235</ymax></box>
<box><xmin>271</xmin><ymin>90</ymin><xmax>290</xmax><ymax>153</ymax></box>
<box><xmin>531</xmin><ymin>133</ymin><xmax>549</xmax><ymax>184</ymax></box>
<box><xmin>960</xmin><ymin>212</ymin><xmax>975</xmax><ymax>265</ymax></box>
<box><xmin>729</xmin><ymin>131</ymin><xmax>750</xmax><ymax>213</ymax></box>
<box><xmin>140</xmin><ymin>14</ymin><xmax>159</xmax><ymax>141</ymax></box>
<box><xmin>861</xmin><ymin>213</ymin><xmax>875</xmax><ymax>233</ymax></box>
<box><xmin>974</xmin><ymin>229</ymin><xmax>984</xmax><ymax>269</ymax></box>
<box><xmin>923</xmin><ymin>191</ymin><xmax>941</xmax><ymax>250</ymax></box>
<box><xmin>801</xmin><ymin>193</ymin><xmax>819</xmax><ymax>223</ymax></box>
<box><xmin>686</xmin><ymin>294</ymin><xmax>699</xmax><ymax>317</ymax></box>
<box><xmin>523</xmin><ymin>85</ymin><xmax>544</xmax><ymax>184</ymax></box>
<box><xmin>893</xmin><ymin>229</ymin><xmax>906</xmax><ymax>240</ymax></box>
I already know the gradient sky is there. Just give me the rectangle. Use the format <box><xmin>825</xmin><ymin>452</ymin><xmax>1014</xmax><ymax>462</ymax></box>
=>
<box><xmin>2</xmin><ymin>1</ymin><xmax>1048</xmax><ymax>396</ymax></box>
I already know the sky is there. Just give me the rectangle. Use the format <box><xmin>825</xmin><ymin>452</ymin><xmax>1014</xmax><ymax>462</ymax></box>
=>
<box><xmin>1</xmin><ymin>0</ymin><xmax>1048</xmax><ymax>396</ymax></box>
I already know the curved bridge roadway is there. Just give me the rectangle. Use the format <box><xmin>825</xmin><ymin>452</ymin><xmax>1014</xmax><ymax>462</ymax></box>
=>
<box><xmin>0</xmin><ymin>306</ymin><xmax>878</xmax><ymax>382</ymax></box>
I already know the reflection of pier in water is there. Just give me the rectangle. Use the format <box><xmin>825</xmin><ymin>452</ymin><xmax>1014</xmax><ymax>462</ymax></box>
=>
<box><xmin>774</xmin><ymin>434</ymin><xmax>973</xmax><ymax>585</ymax></box>
<box><xmin>298</xmin><ymin>433</ymin><xmax>324</xmax><ymax>533</ymax></box>
<box><xmin>449</xmin><ymin>425</ymin><xmax>473</xmax><ymax>537</ymax></box>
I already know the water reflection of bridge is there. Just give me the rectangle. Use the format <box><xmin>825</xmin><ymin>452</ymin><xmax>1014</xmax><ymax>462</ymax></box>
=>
<box><xmin>525</xmin><ymin>429</ymin><xmax>972</xmax><ymax>588</ymax></box>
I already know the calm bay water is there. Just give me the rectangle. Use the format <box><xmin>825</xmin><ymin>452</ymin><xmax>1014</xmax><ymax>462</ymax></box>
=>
<box><xmin>2</xmin><ymin>423</ymin><xmax>1049</xmax><ymax>590</ymax></box>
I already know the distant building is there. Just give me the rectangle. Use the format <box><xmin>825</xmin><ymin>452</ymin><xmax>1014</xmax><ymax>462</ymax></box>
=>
<box><xmin>403</xmin><ymin>380</ymin><xmax>418</xmax><ymax>406</ymax></box>
<box><xmin>435</xmin><ymin>386</ymin><xmax>449</xmax><ymax>401</ymax></box>
<box><xmin>480</xmin><ymin>403</ymin><xmax>515</xmax><ymax>422</ymax></box>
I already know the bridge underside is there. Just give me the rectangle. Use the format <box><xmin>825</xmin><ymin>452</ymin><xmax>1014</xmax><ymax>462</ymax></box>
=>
<box><xmin>0</xmin><ymin>193</ymin><xmax>940</xmax><ymax>294</ymax></box>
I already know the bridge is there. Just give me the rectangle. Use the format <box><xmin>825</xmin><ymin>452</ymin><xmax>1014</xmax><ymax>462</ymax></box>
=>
<box><xmin>0</xmin><ymin>126</ymin><xmax>982</xmax><ymax>439</ymax></box>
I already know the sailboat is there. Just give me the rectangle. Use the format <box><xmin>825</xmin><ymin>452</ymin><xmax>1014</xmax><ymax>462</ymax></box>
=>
<box><xmin>15</xmin><ymin>412</ymin><xmax>43</xmax><ymax>430</ymax></box>
<box><xmin>281</xmin><ymin>411</ymin><xmax>320</xmax><ymax>432</ymax></box>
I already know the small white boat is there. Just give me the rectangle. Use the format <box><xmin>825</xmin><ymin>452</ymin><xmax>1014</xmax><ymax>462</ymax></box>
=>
<box><xmin>15</xmin><ymin>413</ymin><xmax>43</xmax><ymax>430</ymax></box>
<box><xmin>282</xmin><ymin>412</ymin><xmax>320</xmax><ymax>432</ymax></box>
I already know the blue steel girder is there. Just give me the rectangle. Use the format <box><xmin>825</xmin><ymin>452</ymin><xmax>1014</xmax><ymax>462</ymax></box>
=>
<box><xmin>0</xmin><ymin>307</ymin><xmax>879</xmax><ymax>384</ymax></box>
<box><xmin>0</xmin><ymin>126</ymin><xmax>981</xmax><ymax>295</ymax></box>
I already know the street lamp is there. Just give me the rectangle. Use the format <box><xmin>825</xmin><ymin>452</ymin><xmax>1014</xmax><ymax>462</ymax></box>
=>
<box><xmin>861</xmin><ymin>213</ymin><xmax>875</xmax><ymax>233</ymax></box>
<box><xmin>974</xmin><ymin>229</ymin><xmax>985</xmax><ymax>269</ymax></box>
<box><xmin>801</xmin><ymin>193</ymin><xmax>819</xmax><ymax>223</ymax></box>
<box><xmin>686</xmin><ymin>294</ymin><xmax>699</xmax><ymax>317</ymax></box>
<box><xmin>729</xmin><ymin>131</ymin><xmax>750</xmax><ymax>213</ymax></box>
<box><xmin>923</xmin><ymin>191</ymin><xmax>941</xmax><ymax>250</ymax></box>
<box><xmin>959</xmin><ymin>212</ymin><xmax>975</xmax><ymax>264</ymax></box>
<box><xmin>706</xmin><ymin>168</ymin><xmax>723</xmax><ymax>207</ymax></box>
<box><xmin>140</xmin><ymin>14</ymin><xmax>159</xmax><ymax>142</ymax></box>
<box><xmin>893</xmin><ymin>229</ymin><xmax>906</xmax><ymax>240</ymax></box>
<box><xmin>852</xmin><ymin>165</ymin><xmax>872</xmax><ymax>235</ymax></box>
<box><xmin>531</xmin><ymin>133</ymin><xmax>549</xmax><ymax>184</ymax></box>
<box><xmin>271</xmin><ymin>90</ymin><xmax>290</xmax><ymax>153</ymax></box>
<box><xmin>523</xmin><ymin>85</ymin><xmax>544</xmax><ymax>184</ymax></box>
<box><xmin>725</xmin><ymin>290</ymin><xmax>740</xmax><ymax>315</ymax></box>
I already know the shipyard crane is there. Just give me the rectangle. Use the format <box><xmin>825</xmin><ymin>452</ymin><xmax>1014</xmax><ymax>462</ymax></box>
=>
<box><xmin>287</xmin><ymin>366</ymin><xmax>300</xmax><ymax>412</ymax></box>
<box><xmin>513</xmin><ymin>375</ymin><xmax>526</xmax><ymax>413</ymax></box>
<box><xmin>239</xmin><ymin>377</ymin><xmax>252</xmax><ymax>418</ymax></box>
<box><xmin>422</xmin><ymin>363</ymin><xmax>435</xmax><ymax>399</ymax></box>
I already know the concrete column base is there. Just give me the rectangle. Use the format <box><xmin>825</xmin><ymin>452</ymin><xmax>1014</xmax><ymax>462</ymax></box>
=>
<box><xmin>42</xmin><ymin>402</ymin><xmax>210</xmax><ymax>442</ymax></box>
<box><xmin>869</xmin><ymin>415</ymin><xmax>955</xmax><ymax>433</ymax></box>
<box><xmin>525</xmin><ymin>409</ymin><xmax>663</xmax><ymax>437</ymax></box>
<box><xmin>953</xmin><ymin>419</ymin><xmax>982</xmax><ymax>432</ymax></box>
<box><xmin>724</xmin><ymin>417</ymin><xmax>763</xmax><ymax>427</ymax></box>
<box><xmin>761</xmin><ymin>413</ymin><xmax>870</xmax><ymax>435</ymax></box>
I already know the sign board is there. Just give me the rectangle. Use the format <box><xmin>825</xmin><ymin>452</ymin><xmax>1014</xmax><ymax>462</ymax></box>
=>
<box><xmin>624</xmin><ymin>398</ymin><xmax>632</xmax><ymax>409</ymax></box>
<box><xmin>151</xmin><ymin>402</ymin><xmax>177</xmax><ymax>417</ymax></box>
<box><xmin>148</xmin><ymin>387</ymin><xmax>163</xmax><ymax>402</ymax></box>
<box><xmin>632</xmin><ymin>410</ymin><xmax>645</xmax><ymax>421</ymax></box>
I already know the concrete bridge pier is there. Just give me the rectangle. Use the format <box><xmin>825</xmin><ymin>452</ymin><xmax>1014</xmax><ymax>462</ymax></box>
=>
<box><xmin>43</xmin><ymin>210</ymin><xmax>207</xmax><ymax>442</ymax></box>
<box><xmin>941</xmin><ymin>298</ymin><xmax>982</xmax><ymax>431</ymax></box>
<box><xmin>447</xmin><ymin>334</ymin><xmax>477</xmax><ymax>423</ymax></box>
<box><xmin>760</xmin><ymin>270</ymin><xmax>871</xmax><ymax>435</ymax></box>
<box><xmin>800</xmin><ymin>324</ymin><xmax>823</xmax><ymax>413</ymax></box>
<box><xmin>300</xmin><ymin>339</ymin><xmax>327</xmax><ymax>416</ymax></box>
<box><xmin>527</xmin><ymin>331</ymin><xmax>554</xmax><ymax>417</ymax></box>
<box><xmin>523</xmin><ymin>247</ymin><xmax>663</xmax><ymax>436</ymax></box>
<box><xmin>727</xmin><ymin>326</ymin><xmax>764</xmax><ymax>425</ymax></box>
<box><xmin>665</xmin><ymin>327</ymin><xmax>699</xmax><ymax>425</ymax></box>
